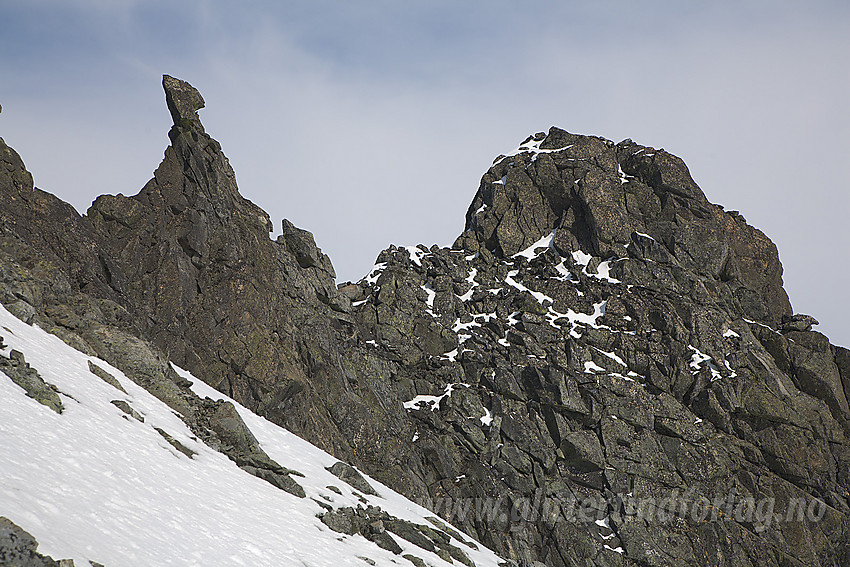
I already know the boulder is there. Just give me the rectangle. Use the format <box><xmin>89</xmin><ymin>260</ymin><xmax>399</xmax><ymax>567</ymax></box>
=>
<box><xmin>0</xmin><ymin>517</ymin><xmax>67</xmax><ymax>566</ymax></box>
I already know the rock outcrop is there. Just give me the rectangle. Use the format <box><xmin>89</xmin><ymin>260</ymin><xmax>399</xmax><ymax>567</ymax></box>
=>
<box><xmin>2</xmin><ymin>76</ymin><xmax>849</xmax><ymax>567</ymax></box>
<box><xmin>83</xmin><ymin>76</ymin><xmax>366</xmax><ymax>461</ymax></box>
<box><xmin>0</xmin><ymin>517</ymin><xmax>71</xmax><ymax>566</ymax></box>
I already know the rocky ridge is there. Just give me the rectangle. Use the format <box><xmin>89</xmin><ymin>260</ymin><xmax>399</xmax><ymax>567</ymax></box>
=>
<box><xmin>0</xmin><ymin>299</ymin><xmax>501</xmax><ymax>567</ymax></box>
<box><xmin>1</xmin><ymin>76</ymin><xmax>849</xmax><ymax>566</ymax></box>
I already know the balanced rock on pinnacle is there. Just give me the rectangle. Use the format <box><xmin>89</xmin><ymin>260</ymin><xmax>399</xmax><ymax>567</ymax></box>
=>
<box><xmin>162</xmin><ymin>74</ymin><xmax>205</xmax><ymax>130</ymax></box>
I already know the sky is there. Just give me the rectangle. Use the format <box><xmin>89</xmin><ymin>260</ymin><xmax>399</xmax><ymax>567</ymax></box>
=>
<box><xmin>1</xmin><ymin>0</ymin><xmax>848</xmax><ymax>346</ymax></box>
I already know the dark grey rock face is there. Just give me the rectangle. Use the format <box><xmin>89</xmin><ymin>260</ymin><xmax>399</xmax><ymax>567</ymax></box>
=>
<box><xmin>1</xmin><ymin>78</ymin><xmax>849</xmax><ymax>566</ymax></box>
<box><xmin>455</xmin><ymin>131</ymin><xmax>791</xmax><ymax>327</ymax></box>
<box><xmin>82</xmin><ymin>76</ymin><xmax>359</xmax><ymax>465</ymax></box>
<box><xmin>341</xmin><ymin>128</ymin><xmax>849</xmax><ymax>566</ymax></box>
<box><xmin>0</xmin><ymin>517</ymin><xmax>65</xmax><ymax>566</ymax></box>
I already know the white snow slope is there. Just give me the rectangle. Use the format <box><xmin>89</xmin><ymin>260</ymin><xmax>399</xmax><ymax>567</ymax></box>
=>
<box><xmin>0</xmin><ymin>303</ymin><xmax>503</xmax><ymax>567</ymax></box>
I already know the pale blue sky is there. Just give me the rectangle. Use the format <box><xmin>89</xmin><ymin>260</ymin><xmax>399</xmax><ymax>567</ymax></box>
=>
<box><xmin>2</xmin><ymin>1</ymin><xmax>849</xmax><ymax>346</ymax></box>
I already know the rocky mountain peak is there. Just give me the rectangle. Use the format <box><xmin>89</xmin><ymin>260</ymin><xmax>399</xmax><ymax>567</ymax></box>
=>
<box><xmin>456</xmin><ymin>126</ymin><xmax>790</xmax><ymax>326</ymax></box>
<box><xmin>81</xmin><ymin>77</ymin><xmax>352</xmax><ymax>409</ymax></box>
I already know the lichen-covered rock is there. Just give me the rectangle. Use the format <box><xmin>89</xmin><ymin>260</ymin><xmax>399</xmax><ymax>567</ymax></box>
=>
<box><xmin>0</xmin><ymin>350</ymin><xmax>63</xmax><ymax>413</ymax></box>
<box><xmin>327</xmin><ymin>462</ymin><xmax>380</xmax><ymax>497</ymax></box>
<box><xmin>88</xmin><ymin>361</ymin><xmax>126</xmax><ymax>393</ymax></box>
<box><xmin>0</xmin><ymin>517</ymin><xmax>66</xmax><ymax>566</ymax></box>
<box><xmin>240</xmin><ymin>466</ymin><xmax>306</xmax><ymax>498</ymax></box>
<box><xmin>153</xmin><ymin>427</ymin><xmax>197</xmax><ymax>458</ymax></box>
<box><xmin>111</xmin><ymin>399</ymin><xmax>144</xmax><ymax>422</ymax></box>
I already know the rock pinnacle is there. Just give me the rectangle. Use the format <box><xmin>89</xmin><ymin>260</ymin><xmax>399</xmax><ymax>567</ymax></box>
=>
<box><xmin>162</xmin><ymin>75</ymin><xmax>205</xmax><ymax>129</ymax></box>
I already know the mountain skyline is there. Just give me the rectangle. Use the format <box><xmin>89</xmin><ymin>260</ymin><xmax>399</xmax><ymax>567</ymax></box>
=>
<box><xmin>1</xmin><ymin>1</ymin><xmax>848</xmax><ymax>348</ymax></box>
<box><xmin>2</xmin><ymin>72</ymin><xmax>848</xmax><ymax>566</ymax></box>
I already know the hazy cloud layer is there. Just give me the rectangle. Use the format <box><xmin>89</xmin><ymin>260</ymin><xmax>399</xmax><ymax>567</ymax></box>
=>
<box><xmin>1</xmin><ymin>1</ymin><xmax>848</xmax><ymax>345</ymax></box>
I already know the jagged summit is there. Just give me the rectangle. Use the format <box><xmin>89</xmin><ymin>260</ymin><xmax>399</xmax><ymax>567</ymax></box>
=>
<box><xmin>84</xmin><ymin>76</ymin><xmax>350</xmax><ymax>443</ymax></box>
<box><xmin>1</xmin><ymin>76</ymin><xmax>849</xmax><ymax>566</ymax></box>
<box><xmin>456</xmin><ymin>127</ymin><xmax>790</xmax><ymax>327</ymax></box>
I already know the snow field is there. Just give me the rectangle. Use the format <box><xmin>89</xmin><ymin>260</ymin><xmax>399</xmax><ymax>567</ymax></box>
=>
<box><xmin>0</xmin><ymin>304</ymin><xmax>502</xmax><ymax>567</ymax></box>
